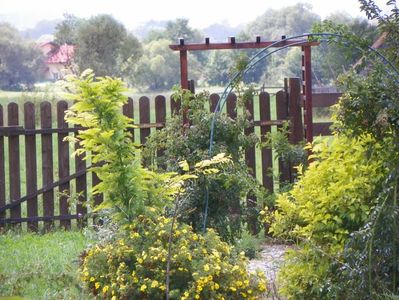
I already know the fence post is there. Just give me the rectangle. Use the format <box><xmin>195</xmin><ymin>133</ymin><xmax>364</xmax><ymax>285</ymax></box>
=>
<box><xmin>8</xmin><ymin>103</ymin><xmax>21</xmax><ymax>228</ymax></box>
<box><xmin>25</xmin><ymin>102</ymin><xmax>38</xmax><ymax>231</ymax></box>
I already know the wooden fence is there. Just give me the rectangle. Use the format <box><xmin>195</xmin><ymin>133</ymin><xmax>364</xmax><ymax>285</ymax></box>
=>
<box><xmin>0</xmin><ymin>78</ymin><xmax>341</xmax><ymax>230</ymax></box>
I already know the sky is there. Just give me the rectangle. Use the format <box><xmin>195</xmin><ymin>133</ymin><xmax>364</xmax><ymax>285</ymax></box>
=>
<box><xmin>0</xmin><ymin>0</ymin><xmax>389</xmax><ymax>30</ymax></box>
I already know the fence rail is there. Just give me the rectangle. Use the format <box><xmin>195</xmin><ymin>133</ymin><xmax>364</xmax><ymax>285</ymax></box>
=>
<box><xmin>0</xmin><ymin>78</ymin><xmax>341</xmax><ymax>230</ymax></box>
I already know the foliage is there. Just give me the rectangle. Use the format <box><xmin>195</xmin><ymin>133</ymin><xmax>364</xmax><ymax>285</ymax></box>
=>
<box><xmin>65</xmin><ymin>71</ymin><xmax>267</xmax><ymax>299</ymax></box>
<box><xmin>334</xmin><ymin>67</ymin><xmax>399</xmax><ymax>139</ymax></box>
<box><xmin>143</xmin><ymin>87</ymin><xmax>267</xmax><ymax>243</ymax></box>
<box><xmin>265</xmin><ymin>2</ymin><xmax>399</xmax><ymax>298</ymax></box>
<box><xmin>164</xmin><ymin>18</ymin><xmax>203</xmax><ymax>43</ymax></box>
<box><xmin>261</xmin><ymin>121</ymin><xmax>307</xmax><ymax>185</ymax></box>
<box><xmin>55</xmin><ymin>14</ymin><xmax>143</xmax><ymax>79</ymax></box>
<box><xmin>64</xmin><ymin>71</ymin><xmax>195</xmax><ymax>224</ymax></box>
<box><xmin>80</xmin><ymin>215</ymin><xmax>267</xmax><ymax>300</ymax></box>
<box><xmin>243</xmin><ymin>3</ymin><xmax>320</xmax><ymax>40</ymax></box>
<box><xmin>127</xmin><ymin>39</ymin><xmax>186</xmax><ymax>90</ymax></box>
<box><xmin>265</xmin><ymin>134</ymin><xmax>386</xmax><ymax>299</ymax></box>
<box><xmin>54</xmin><ymin>14</ymin><xmax>82</xmax><ymax>45</ymax></box>
<box><xmin>0</xmin><ymin>23</ymin><xmax>45</xmax><ymax>90</ymax></box>
<box><xmin>0</xmin><ymin>231</ymin><xmax>92</xmax><ymax>299</ymax></box>
<box><xmin>311</xmin><ymin>16</ymin><xmax>377</xmax><ymax>85</ymax></box>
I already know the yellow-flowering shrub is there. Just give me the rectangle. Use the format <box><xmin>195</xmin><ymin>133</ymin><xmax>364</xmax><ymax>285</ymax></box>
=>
<box><xmin>81</xmin><ymin>215</ymin><xmax>267</xmax><ymax>299</ymax></box>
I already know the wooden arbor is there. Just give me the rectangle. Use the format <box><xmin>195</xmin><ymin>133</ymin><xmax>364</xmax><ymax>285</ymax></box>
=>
<box><xmin>169</xmin><ymin>36</ymin><xmax>319</xmax><ymax>143</ymax></box>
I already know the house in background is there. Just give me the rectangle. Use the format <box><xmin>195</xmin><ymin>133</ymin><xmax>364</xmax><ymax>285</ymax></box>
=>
<box><xmin>39</xmin><ymin>42</ymin><xmax>76</xmax><ymax>81</ymax></box>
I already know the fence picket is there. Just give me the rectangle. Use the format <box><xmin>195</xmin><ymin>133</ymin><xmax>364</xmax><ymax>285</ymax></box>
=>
<box><xmin>276</xmin><ymin>90</ymin><xmax>291</xmax><ymax>185</ymax></box>
<box><xmin>41</xmin><ymin>102</ymin><xmax>54</xmax><ymax>230</ymax></box>
<box><xmin>288</xmin><ymin>78</ymin><xmax>304</xmax><ymax>144</ymax></box>
<box><xmin>139</xmin><ymin>96</ymin><xmax>151</xmax><ymax>145</ymax></box>
<box><xmin>259</xmin><ymin>92</ymin><xmax>273</xmax><ymax>192</ymax></box>
<box><xmin>123</xmin><ymin>98</ymin><xmax>135</xmax><ymax>142</ymax></box>
<box><xmin>245</xmin><ymin>96</ymin><xmax>256</xmax><ymax>176</ymax></box>
<box><xmin>155</xmin><ymin>95</ymin><xmax>166</xmax><ymax>168</ymax></box>
<box><xmin>75</xmin><ymin>125</ymin><xmax>87</xmax><ymax>228</ymax></box>
<box><xmin>226</xmin><ymin>93</ymin><xmax>237</xmax><ymax>119</ymax></box>
<box><xmin>245</xmin><ymin>95</ymin><xmax>258</xmax><ymax>234</ymax></box>
<box><xmin>57</xmin><ymin>101</ymin><xmax>71</xmax><ymax>229</ymax></box>
<box><xmin>0</xmin><ymin>105</ymin><xmax>5</xmax><ymax>226</ymax></box>
<box><xmin>210</xmin><ymin>94</ymin><xmax>219</xmax><ymax>112</ymax></box>
<box><xmin>25</xmin><ymin>102</ymin><xmax>38</xmax><ymax>231</ymax></box>
<box><xmin>170</xmin><ymin>95</ymin><xmax>180</xmax><ymax>115</ymax></box>
<box><xmin>8</xmin><ymin>103</ymin><xmax>21</xmax><ymax>226</ymax></box>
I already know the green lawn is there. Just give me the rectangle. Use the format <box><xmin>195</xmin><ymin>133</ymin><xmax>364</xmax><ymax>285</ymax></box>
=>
<box><xmin>0</xmin><ymin>231</ymin><xmax>93</xmax><ymax>299</ymax></box>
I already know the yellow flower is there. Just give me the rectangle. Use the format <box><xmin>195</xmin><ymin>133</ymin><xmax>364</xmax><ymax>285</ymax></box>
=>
<box><xmin>214</xmin><ymin>283</ymin><xmax>220</xmax><ymax>290</ymax></box>
<box><xmin>151</xmin><ymin>280</ymin><xmax>159</xmax><ymax>288</ymax></box>
<box><xmin>203</xmin><ymin>264</ymin><xmax>210</xmax><ymax>272</ymax></box>
<box><xmin>111</xmin><ymin>296</ymin><xmax>117</xmax><ymax>300</ymax></box>
<box><xmin>90</xmin><ymin>276</ymin><xmax>95</xmax><ymax>282</ymax></box>
<box><xmin>195</xmin><ymin>295</ymin><xmax>200</xmax><ymax>299</ymax></box>
<box><xmin>140</xmin><ymin>284</ymin><xmax>147</xmax><ymax>292</ymax></box>
<box><xmin>95</xmin><ymin>282</ymin><xmax>101</xmax><ymax>289</ymax></box>
<box><xmin>102</xmin><ymin>285</ymin><xmax>109</xmax><ymax>293</ymax></box>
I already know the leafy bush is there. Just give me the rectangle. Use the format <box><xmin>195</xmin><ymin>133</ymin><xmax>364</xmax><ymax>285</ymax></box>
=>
<box><xmin>80</xmin><ymin>215</ymin><xmax>267</xmax><ymax>299</ymax></box>
<box><xmin>144</xmin><ymin>87</ymin><xmax>267</xmax><ymax>243</ymax></box>
<box><xmin>65</xmin><ymin>71</ymin><xmax>191</xmax><ymax>224</ymax></box>
<box><xmin>264</xmin><ymin>134</ymin><xmax>386</xmax><ymax>299</ymax></box>
<box><xmin>309</xmin><ymin>1</ymin><xmax>399</xmax><ymax>298</ymax></box>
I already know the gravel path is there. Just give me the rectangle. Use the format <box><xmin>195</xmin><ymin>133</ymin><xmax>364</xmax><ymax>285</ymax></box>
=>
<box><xmin>248</xmin><ymin>243</ymin><xmax>292</xmax><ymax>299</ymax></box>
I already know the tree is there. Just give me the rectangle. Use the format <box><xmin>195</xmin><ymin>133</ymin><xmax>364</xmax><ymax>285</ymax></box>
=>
<box><xmin>165</xmin><ymin>18</ymin><xmax>202</xmax><ymax>43</ymax></box>
<box><xmin>55</xmin><ymin>14</ymin><xmax>142</xmax><ymax>78</ymax></box>
<box><xmin>54</xmin><ymin>14</ymin><xmax>81</xmax><ymax>45</ymax></box>
<box><xmin>0</xmin><ymin>23</ymin><xmax>44</xmax><ymax>90</ymax></box>
<box><xmin>127</xmin><ymin>39</ymin><xmax>181</xmax><ymax>90</ymax></box>
<box><xmin>243</xmin><ymin>3</ymin><xmax>320</xmax><ymax>40</ymax></box>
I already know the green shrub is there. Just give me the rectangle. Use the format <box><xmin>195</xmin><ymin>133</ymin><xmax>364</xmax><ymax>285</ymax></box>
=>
<box><xmin>80</xmin><ymin>215</ymin><xmax>267</xmax><ymax>300</ymax></box>
<box><xmin>265</xmin><ymin>134</ymin><xmax>386</xmax><ymax>299</ymax></box>
<box><xmin>144</xmin><ymin>87</ymin><xmax>267</xmax><ymax>243</ymax></box>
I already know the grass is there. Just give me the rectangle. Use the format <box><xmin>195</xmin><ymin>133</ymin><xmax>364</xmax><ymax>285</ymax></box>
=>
<box><xmin>0</xmin><ymin>230</ymin><xmax>94</xmax><ymax>299</ymax></box>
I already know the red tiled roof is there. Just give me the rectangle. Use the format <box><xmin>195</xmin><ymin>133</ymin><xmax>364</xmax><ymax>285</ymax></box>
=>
<box><xmin>45</xmin><ymin>44</ymin><xmax>75</xmax><ymax>64</ymax></box>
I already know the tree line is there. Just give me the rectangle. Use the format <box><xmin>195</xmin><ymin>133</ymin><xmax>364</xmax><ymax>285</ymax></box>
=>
<box><xmin>0</xmin><ymin>3</ymin><xmax>377</xmax><ymax>91</ymax></box>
